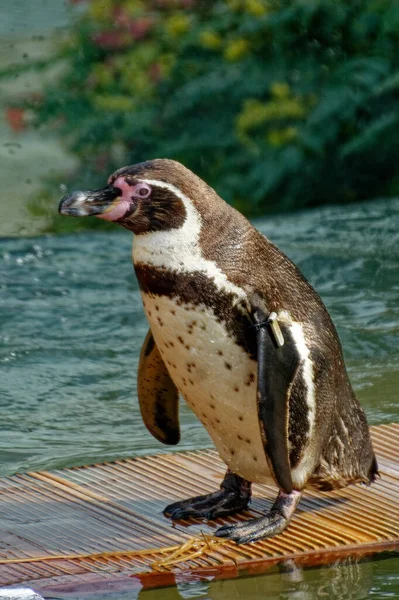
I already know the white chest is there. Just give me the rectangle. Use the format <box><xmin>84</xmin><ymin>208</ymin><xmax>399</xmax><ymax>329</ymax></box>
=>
<box><xmin>140</xmin><ymin>291</ymin><xmax>272</xmax><ymax>483</ymax></box>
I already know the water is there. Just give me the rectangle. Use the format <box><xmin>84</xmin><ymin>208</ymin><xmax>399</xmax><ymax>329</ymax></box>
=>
<box><xmin>1</xmin><ymin>197</ymin><xmax>398</xmax><ymax>598</ymax></box>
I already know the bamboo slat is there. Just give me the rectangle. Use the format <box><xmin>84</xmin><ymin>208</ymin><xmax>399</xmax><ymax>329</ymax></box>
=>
<box><xmin>0</xmin><ymin>424</ymin><xmax>398</xmax><ymax>595</ymax></box>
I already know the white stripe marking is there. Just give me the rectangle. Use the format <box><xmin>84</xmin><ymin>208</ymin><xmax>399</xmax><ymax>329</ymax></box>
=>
<box><xmin>133</xmin><ymin>179</ymin><xmax>247</xmax><ymax>302</ymax></box>
<box><xmin>290</xmin><ymin>321</ymin><xmax>317</xmax><ymax>487</ymax></box>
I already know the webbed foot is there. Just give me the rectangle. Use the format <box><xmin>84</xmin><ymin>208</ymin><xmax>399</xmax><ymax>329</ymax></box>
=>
<box><xmin>215</xmin><ymin>489</ymin><xmax>302</xmax><ymax>544</ymax></box>
<box><xmin>164</xmin><ymin>470</ymin><xmax>251</xmax><ymax>520</ymax></box>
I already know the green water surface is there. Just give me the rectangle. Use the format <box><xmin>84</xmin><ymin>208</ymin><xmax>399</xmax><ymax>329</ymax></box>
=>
<box><xmin>1</xmin><ymin>198</ymin><xmax>398</xmax><ymax>598</ymax></box>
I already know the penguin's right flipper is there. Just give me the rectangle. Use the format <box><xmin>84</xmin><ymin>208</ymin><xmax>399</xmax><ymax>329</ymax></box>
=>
<box><xmin>137</xmin><ymin>329</ymin><xmax>180</xmax><ymax>445</ymax></box>
<box><xmin>252</xmin><ymin>304</ymin><xmax>302</xmax><ymax>495</ymax></box>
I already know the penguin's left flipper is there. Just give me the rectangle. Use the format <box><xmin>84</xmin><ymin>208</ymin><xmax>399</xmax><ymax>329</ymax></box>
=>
<box><xmin>216</xmin><ymin>489</ymin><xmax>302</xmax><ymax>544</ymax></box>
<box><xmin>137</xmin><ymin>329</ymin><xmax>180</xmax><ymax>445</ymax></box>
<box><xmin>252</xmin><ymin>304</ymin><xmax>303</xmax><ymax>495</ymax></box>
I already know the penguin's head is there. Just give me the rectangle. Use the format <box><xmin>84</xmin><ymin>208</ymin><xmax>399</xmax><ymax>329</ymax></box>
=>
<box><xmin>58</xmin><ymin>159</ymin><xmax>217</xmax><ymax>234</ymax></box>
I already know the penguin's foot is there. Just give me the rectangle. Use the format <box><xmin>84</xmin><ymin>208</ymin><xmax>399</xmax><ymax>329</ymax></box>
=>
<box><xmin>163</xmin><ymin>470</ymin><xmax>251</xmax><ymax>520</ymax></box>
<box><xmin>215</xmin><ymin>489</ymin><xmax>302</xmax><ymax>544</ymax></box>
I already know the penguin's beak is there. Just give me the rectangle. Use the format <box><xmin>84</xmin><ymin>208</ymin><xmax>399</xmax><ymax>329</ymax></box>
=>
<box><xmin>58</xmin><ymin>185</ymin><xmax>121</xmax><ymax>217</ymax></box>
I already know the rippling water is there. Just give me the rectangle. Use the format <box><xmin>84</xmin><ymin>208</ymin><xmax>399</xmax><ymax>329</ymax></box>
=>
<box><xmin>1</xmin><ymin>197</ymin><xmax>398</xmax><ymax>599</ymax></box>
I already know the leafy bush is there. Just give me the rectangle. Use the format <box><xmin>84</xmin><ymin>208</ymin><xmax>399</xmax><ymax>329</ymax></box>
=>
<box><xmin>9</xmin><ymin>0</ymin><xmax>399</xmax><ymax>228</ymax></box>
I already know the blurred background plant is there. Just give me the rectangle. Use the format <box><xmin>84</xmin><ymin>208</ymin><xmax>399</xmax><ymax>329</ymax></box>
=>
<box><xmin>3</xmin><ymin>0</ymin><xmax>399</xmax><ymax>232</ymax></box>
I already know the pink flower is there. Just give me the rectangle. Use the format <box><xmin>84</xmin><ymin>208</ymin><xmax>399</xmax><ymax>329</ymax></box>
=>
<box><xmin>6</xmin><ymin>107</ymin><xmax>26</xmax><ymax>132</ymax></box>
<box><xmin>92</xmin><ymin>30</ymin><xmax>131</xmax><ymax>50</ymax></box>
<box><xmin>129</xmin><ymin>17</ymin><xmax>153</xmax><ymax>40</ymax></box>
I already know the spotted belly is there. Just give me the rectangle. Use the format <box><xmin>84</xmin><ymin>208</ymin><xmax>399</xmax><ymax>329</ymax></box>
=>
<box><xmin>141</xmin><ymin>292</ymin><xmax>273</xmax><ymax>484</ymax></box>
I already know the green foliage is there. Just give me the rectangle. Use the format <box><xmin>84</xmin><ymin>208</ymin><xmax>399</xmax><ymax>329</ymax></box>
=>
<box><xmin>11</xmin><ymin>0</ymin><xmax>399</xmax><ymax>227</ymax></box>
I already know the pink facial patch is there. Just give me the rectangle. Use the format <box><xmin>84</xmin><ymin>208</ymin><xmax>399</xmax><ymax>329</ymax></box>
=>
<box><xmin>97</xmin><ymin>199</ymin><xmax>132</xmax><ymax>222</ymax></box>
<box><xmin>97</xmin><ymin>176</ymin><xmax>133</xmax><ymax>221</ymax></box>
<box><xmin>112</xmin><ymin>176</ymin><xmax>134</xmax><ymax>197</ymax></box>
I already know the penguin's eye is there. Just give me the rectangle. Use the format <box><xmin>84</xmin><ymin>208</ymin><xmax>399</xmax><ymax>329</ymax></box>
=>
<box><xmin>132</xmin><ymin>183</ymin><xmax>151</xmax><ymax>199</ymax></box>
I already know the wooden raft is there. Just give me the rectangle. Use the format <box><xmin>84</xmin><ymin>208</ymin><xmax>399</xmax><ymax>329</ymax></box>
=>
<box><xmin>0</xmin><ymin>423</ymin><xmax>398</xmax><ymax>596</ymax></box>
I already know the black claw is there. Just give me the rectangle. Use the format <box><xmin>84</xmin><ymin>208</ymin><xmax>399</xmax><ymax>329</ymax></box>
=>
<box><xmin>169</xmin><ymin>508</ymin><xmax>186</xmax><ymax>520</ymax></box>
<box><xmin>214</xmin><ymin>525</ymin><xmax>235</xmax><ymax>538</ymax></box>
<box><xmin>163</xmin><ymin>499</ymin><xmax>196</xmax><ymax>518</ymax></box>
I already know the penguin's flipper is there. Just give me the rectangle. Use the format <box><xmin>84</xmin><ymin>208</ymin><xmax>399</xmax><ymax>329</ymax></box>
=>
<box><xmin>252</xmin><ymin>305</ymin><xmax>301</xmax><ymax>494</ymax></box>
<box><xmin>137</xmin><ymin>329</ymin><xmax>180</xmax><ymax>445</ymax></box>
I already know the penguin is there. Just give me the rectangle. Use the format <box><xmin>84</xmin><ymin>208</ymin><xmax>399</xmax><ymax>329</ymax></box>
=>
<box><xmin>59</xmin><ymin>159</ymin><xmax>378</xmax><ymax>544</ymax></box>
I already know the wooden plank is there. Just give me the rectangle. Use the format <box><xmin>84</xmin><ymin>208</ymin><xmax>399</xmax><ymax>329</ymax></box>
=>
<box><xmin>0</xmin><ymin>424</ymin><xmax>398</xmax><ymax>595</ymax></box>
